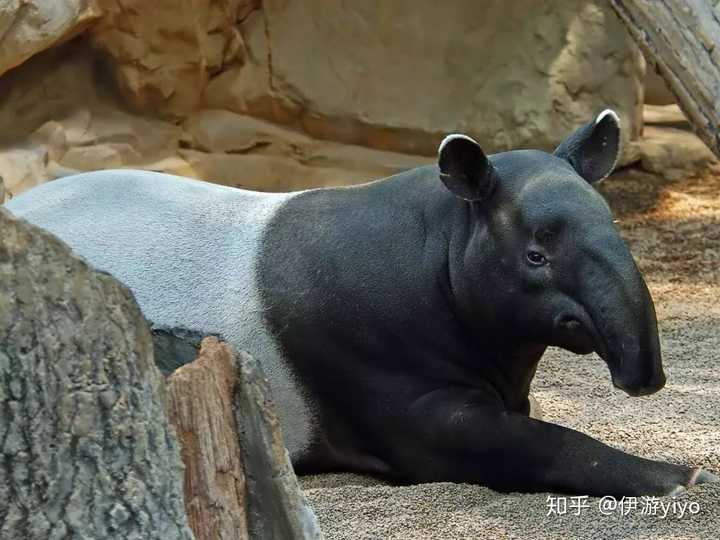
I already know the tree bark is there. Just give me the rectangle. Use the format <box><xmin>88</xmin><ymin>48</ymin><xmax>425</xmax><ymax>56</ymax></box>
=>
<box><xmin>165</xmin><ymin>335</ymin><xmax>324</xmax><ymax>540</ymax></box>
<box><xmin>234</xmin><ymin>348</ymin><xmax>324</xmax><ymax>540</ymax></box>
<box><xmin>165</xmin><ymin>337</ymin><xmax>249</xmax><ymax>540</ymax></box>
<box><xmin>0</xmin><ymin>208</ymin><xmax>193</xmax><ymax>539</ymax></box>
<box><xmin>608</xmin><ymin>0</ymin><xmax>720</xmax><ymax>158</ymax></box>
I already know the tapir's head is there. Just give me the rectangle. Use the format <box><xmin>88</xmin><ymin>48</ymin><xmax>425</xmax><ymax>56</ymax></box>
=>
<box><xmin>439</xmin><ymin>110</ymin><xmax>664</xmax><ymax>396</ymax></box>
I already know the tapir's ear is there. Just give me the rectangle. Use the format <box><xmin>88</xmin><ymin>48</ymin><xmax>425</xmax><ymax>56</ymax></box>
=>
<box><xmin>438</xmin><ymin>134</ymin><xmax>497</xmax><ymax>201</ymax></box>
<box><xmin>553</xmin><ymin>109</ymin><xmax>621</xmax><ymax>183</ymax></box>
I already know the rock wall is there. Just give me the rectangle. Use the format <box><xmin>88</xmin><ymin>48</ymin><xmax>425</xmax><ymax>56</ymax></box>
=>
<box><xmin>209</xmin><ymin>0</ymin><xmax>643</xmax><ymax>156</ymax></box>
<box><xmin>0</xmin><ymin>0</ymin><xmax>644</xmax><ymax>197</ymax></box>
<box><xmin>0</xmin><ymin>0</ymin><xmax>101</xmax><ymax>76</ymax></box>
<box><xmin>89</xmin><ymin>0</ymin><xmax>260</xmax><ymax>116</ymax></box>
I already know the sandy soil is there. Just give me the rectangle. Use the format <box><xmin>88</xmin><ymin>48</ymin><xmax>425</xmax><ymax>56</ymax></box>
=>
<box><xmin>299</xmin><ymin>165</ymin><xmax>720</xmax><ymax>539</ymax></box>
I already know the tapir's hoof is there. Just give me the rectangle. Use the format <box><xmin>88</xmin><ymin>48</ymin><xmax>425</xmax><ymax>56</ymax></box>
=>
<box><xmin>691</xmin><ymin>468</ymin><xmax>719</xmax><ymax>486</ymax></box>
<box><xmin>667</xmin><ymin>485</ymin><xmax>686</xmax><ymax>496</ymax></box>
<box><xmin>667</xmin><ymin>468</ymin><xmax>718</xmax><ymax>496</ymax></box>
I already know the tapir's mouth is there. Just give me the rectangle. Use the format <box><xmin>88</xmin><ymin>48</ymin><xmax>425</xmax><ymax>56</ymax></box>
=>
<box><xmin>553</xmin><ymin>310</ymin><xmax>666</xmax><ymax>397</ymax></box>
<box><xmin>552</xmin><ymin>313</ymin><xmax>600</xmax><ymax>356</ymax></box>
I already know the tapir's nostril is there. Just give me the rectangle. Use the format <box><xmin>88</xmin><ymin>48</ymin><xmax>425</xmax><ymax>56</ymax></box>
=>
<box><xmin>558</xmin><ymin>315</ymin><xmax>582</xmax><ymax>332</ymax></box>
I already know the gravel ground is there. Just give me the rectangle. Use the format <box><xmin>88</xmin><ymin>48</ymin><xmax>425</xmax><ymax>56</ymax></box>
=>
<box><xmin>300</xmin><ymin>165</ymin><xmax>720</xmax><ymax>539</ymax></box>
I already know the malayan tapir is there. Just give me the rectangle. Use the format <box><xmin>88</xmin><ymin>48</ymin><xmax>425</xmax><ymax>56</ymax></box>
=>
<box><xmin>6</xmin><ymin>109</ymin><xmax>718</xmax><ymax>496</ymax></box>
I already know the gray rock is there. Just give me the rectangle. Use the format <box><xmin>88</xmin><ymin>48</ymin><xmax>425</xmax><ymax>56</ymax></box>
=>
<box><xmin>165</xmin><ymin>337</ymin><xmax>250</xmax><ymax>540</ymax></box>
<box><xmin>163</xmin><ymin>336</ymin><xmax>325</xmax><ymax>540</ymax></box>
<box><xmin>0</xmin><ymin>207</ymin><xmax>194</xmax><ymax>540</ymax></box>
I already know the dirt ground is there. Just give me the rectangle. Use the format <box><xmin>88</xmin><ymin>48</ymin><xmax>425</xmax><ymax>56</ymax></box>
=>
<box><xmin>299</xmin><ymin>164</ymin><xmax>720</xmax><ymax>539</ymax></box>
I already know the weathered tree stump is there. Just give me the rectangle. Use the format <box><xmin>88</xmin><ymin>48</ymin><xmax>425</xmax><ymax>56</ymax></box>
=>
<box><xmin>234</xmin><ymin>347</ymin><xmax>324</xmax><ymax>540</ymax></box>
<box><xmin>166</xmin><ymin>337</ymin><xmax>323</xmax><ymax>540</ymax></box>
<box><xmin>0</xmin><ymin>208</ymin><xmax>193</xmax><ymax>539</ymax></box>
<box><xmin>165</xmin><ymin>337</ymin><xmax>249</xmax><ymax>540</ymax></box>
<box><xmin>608</xmin><ymin>0</ymin><xmax>720</xmax><ymax>158</ymax></box>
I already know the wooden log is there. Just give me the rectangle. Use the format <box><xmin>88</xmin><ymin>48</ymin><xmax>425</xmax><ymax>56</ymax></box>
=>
<box><xmin>165</xmin><ymin>336</ymin><xmax>323</xmax><ymax>540</ymax></box>
<box><xmin>0</xmin><ymin>208</ymin><xmax>193</xmax><ymax>539</ymax></box>
<box><xmin>234</xmin><ymin>348</ymin><xmax>324</xmax><ymax>540</ymax></box>
<box><xmin>165</xmin><ymin>337</ymin><xmax>249</xmax><ymax>540</ymax></box>
<box><xmin>608</xmin><ymin>0</ymin><xmax>720</xmax><ymax>158</ymax></box>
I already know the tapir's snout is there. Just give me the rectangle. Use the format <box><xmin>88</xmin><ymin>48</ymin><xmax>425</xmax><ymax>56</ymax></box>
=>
<box><xmin>600</xmin><ymin>277</ymin><xmax>665</xmax><ymax>397</ymax></box>
<box><xmin>578</xmin><ymin>234</ymin><xmax>666</xmax><ymax>398</ymax></box>
<box><xmin>611</xmin><ymin>368</ymin><xmax>666</xmax><ymax>397</ymax></box>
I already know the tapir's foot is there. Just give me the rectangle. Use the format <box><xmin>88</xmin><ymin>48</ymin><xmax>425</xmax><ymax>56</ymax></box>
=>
<box><xmin>667</xmin><ymin>468</ymin><xmax>719</xmax><ymax>496</ymax></box>
<box><xmin>691</xmin><ymin>468</ymin><xmax>719</xmax><ymax>486</ymax></box>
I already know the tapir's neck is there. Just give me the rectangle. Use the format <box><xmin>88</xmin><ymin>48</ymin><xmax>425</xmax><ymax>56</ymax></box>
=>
<box><xmin>435</xmin><ymin>176</ymin><xmax>548</xmax><ymax>408</ymax></box>
<box><xmin>372</xmin><ymin>166</ymin><xmax>549</xmax><ymax>387</ymax></box>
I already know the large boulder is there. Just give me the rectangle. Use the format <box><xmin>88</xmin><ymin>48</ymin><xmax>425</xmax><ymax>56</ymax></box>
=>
<box><xmin>89</xmin><ymin>0</ymin><xmax>260</xmax><ymax>116</ymax></box>
<box><xmin>206</xmin><ymin>0</ymin><xmax>644</xmax><ymax>155</ymax></box>
<box><xmin>0</xmin><ymin>0</ymin><xmax>101</xmax><ymax>76</ymax></box>
<box><xmin>0</xmin><ymin>206</ymin><xmax>324</xmax><ymax>539</ymax></box>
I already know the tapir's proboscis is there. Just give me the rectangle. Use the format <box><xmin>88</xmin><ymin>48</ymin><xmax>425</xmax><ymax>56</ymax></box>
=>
<box><xmin>7</xmin><ymin>109</ymin><xmax>718</xmax><ymax>496</ymax></box>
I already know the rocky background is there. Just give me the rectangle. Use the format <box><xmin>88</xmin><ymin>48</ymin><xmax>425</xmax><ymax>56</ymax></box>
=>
<box><xmin>2</xmin><ymin>0</ymin><xmax>712</xmax><ymax>199</ymax></box>
<box><xmin>2</xmin><ymin>2</ymin><xmax>720</xmax><ymax>539</ymax></box>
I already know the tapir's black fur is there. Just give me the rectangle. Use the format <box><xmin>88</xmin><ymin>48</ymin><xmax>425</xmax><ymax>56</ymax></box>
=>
<box><xmin>258</xmin><ymin>112</ymin><xmax>716</xmax><ymax>496</ymax></box>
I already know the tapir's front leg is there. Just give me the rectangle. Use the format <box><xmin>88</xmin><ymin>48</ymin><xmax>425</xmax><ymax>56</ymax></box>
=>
<box><xmin>401</xmin><ymin>388</ymin><xmax>716</xmax><ymax>496</ymax></box>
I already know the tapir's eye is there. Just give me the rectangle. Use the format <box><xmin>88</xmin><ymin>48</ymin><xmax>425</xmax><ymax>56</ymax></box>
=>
<box><xmin>526</xmin><ymin>250</ymin><xmax>547</xmax><ymax>266</ymax></box>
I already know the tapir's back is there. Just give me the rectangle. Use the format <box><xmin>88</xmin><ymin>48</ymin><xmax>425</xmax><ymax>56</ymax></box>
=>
<box><xmin>5</xmin><ymin>169</ymin><xmax>315</xmax><ymax>459</ymax></box>
<box><xmin>6</xmin><ymin>169</ymin><xmax>286</xmax><ymax>338</ymax></box>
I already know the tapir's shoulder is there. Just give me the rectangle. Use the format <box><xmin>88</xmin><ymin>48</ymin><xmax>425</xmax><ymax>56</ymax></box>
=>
<box><xmin>261</xmin><ymin>164</ymin><xmax>443</xmax><ymax>220</ymax></box>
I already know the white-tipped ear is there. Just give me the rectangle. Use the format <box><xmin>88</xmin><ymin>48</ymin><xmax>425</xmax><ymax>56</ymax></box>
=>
<box><xmin>554</xmin><ymin>109</ymin><xmax>621</xmax><ymax>184</ymax></box>
<box><xmin>438</xmin><ymin>133</ymin><xmax>480</xmax><ymax>155</ymax></box>
<box><xmin>595</xmin><ymin>108</ymin><xmax>620</xmax><ymax>126</ymax></box>
<box><xmin>438</xmin><ymin>133</ymin><xmax>497</xmax><ymax>201</ymax></box>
